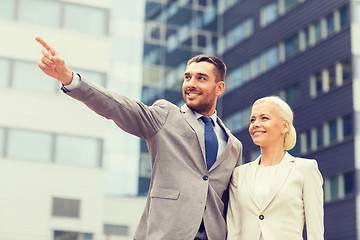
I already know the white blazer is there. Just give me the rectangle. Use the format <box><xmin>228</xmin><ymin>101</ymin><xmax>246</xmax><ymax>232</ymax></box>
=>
<box><xmin>227</xmin><ymin>152</ymin><xmax>324</xmax><ymax>240</ymax></box>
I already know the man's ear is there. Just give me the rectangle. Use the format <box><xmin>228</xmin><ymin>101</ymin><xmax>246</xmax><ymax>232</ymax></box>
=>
<box><xmin>216</xmin><ymin>81</ymin><xmax>225</xmax><ymax>96</ymax></box>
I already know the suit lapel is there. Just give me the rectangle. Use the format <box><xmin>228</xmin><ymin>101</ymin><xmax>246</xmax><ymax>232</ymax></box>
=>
<box><xmin>208</xmin><ymin>117</ymin><xmax>230</xmax><ymax>171</ymax></box>
<box><xmin>180</xmin><ymin>105</ymin><xmax>206</xmax><ymax>164</ymax></box>
<box><xmin>260</xmin><ymin>152</ymin><xmax>294</xmax><ymax>212</ymax></box>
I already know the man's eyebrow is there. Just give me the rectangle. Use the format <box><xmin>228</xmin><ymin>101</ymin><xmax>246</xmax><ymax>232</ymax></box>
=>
<box><xmin>184</xmin><ymin>72</ymin><xmax>209</xmax><ymax>78</ymax></box>
<box><xmin>198</xmin><ymin>73</ymin><xmax>209</xmax><ymax>77</ymax></box>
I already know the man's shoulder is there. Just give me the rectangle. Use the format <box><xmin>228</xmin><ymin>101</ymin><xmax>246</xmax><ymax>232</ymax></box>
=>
<box><xmin>152</xmin><ymin>99</ymin><xmax>177</xmax><ymax>107</ymax></box>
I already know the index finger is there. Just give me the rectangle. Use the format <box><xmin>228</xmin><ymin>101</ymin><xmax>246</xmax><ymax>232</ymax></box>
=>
<box><xmin>35</xmin><ymin>36</ymin><xmax>54</xmax><ymax>52</ymax></box>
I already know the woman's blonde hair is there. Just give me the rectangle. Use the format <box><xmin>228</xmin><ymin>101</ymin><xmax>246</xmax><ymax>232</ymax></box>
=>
<box><xmin>252</xmin><ymin>96</ymin><xmax>297</xmax><ymax>150</ymax></box>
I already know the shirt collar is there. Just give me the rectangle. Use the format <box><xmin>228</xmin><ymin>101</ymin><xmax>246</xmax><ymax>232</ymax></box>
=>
<box><xmin>194</xmin><ymin>111</ymin><xmax>218</xmax><ymax>124</ymax></box>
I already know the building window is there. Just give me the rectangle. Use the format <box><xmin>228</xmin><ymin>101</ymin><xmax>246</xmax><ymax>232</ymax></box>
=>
<box><xmin>0</xmin><ymin>127</ymin><xmax>4</xmax><ymax>157</ymax></box>
<box><xmin>313</xmin><ymin>20</ymin><xmax>322</xmax><ymax>44</ymax></box>
<box><xmin>328</xmin><ymin>119</ymin><xmax>338</xmax><ymax>144</ymax></box>
<box><xmin>0</xmin><ymin>0</ymin><xmax>14</xmax><ymax>20</ymax></box>
<box><xmin>325</xmin><ymin>172</ymin><xmax>354</xmax><ymax>202</ymax></box>
<box><xmin>244</xmin><ymin>19</ymin><xmax>254</xmax><ymax>37</ymax></box>
<box><xmin>197</xmin><ymin>33</ymin><xmax>207</xmax><ymax>48</ymax></box>
<box><xmin>305</xmin><ymin>129</ymin><xmax>312</xmax><ymax>152</ymax></box>
<box><xmin>230</xmin><ymin>66</ymin><xmax>245</xmax><ymax>89</ymax></box>
<box><xmin>18</xmin><ymin>0</ymin><xmax>60</xmax><ymax>27</ymax></box>
<box><xmin>261</xmin><ymin>2</ymin><xmax>278</xmax><ymax>26</ymax></box>
<box><xmin>316</xmin><ymin>125</ymin><xmax>324</xmax><ymax>148</ymax></box>
<box><xmin>104</xmin><ymin>224</ymin><xmax>129</xmax><ymax>236</ymax></box>
<box><xmin>329</xmin><ymin>176</ymin><xmax>339</xmax><ymax>201</ymax></box>
<box><xmin>52</xmin><ymin>197</ymin><xmax>80</xmax><ymax>218</ymax></box>
<box><xmin>264</xmin><ymin>46</ymin><xmax>279</xmax><ymax>71</ymax></box>
<box><xmin>344</xmin><ymin>171</ymin><xmax>355</xmax><ymax>196</ymax></box>
<box><xmin>7</xmin><ymin>129</ymin><xmax>52</xmax><ymax>162</ymax></box>
<box><xmin>310</xmin><ymin>72</ymin><xmax>322</xmax><ymax>97</ymax></box>
<box><xmin>224</xmin><ymin>18</ymin><xmax>254</xmax><ymax>52</ymax></box>
<box><xmin>310</xmin><ymin>58</ymin><xmax>351</xmax><ymax>98</ymax></box>
<box><xmin>64</xmin><ymin>4</ymin><xmax>108</xmax><ymax>34</ymax></box>
<box><xmin>226</xmin><ymin>110</ymin><xmax>244</xmax><ymax>133</ymax></box>
<box><xmin>283</xmin><ymin>0</ymin><xmax>299</xmax><ymax>12</ymax></box>
<box><xmin>327</xmin><ymin>65</ymin><xmax>336</xmax><ymax>90</ymax></box>
<box><xmin>284</xmin><ymin>84</ymin><xmax>300</xmax><ymax>105</ymax></box>
<box><xmin>342</xmin><ymin>114</ymin><xmax>352</xmax><ymax>138</ymax></box>
<box><xmin>55</xmin><ymin>135</ymin><xmax>102</xmax><ymax>167</ymax></box>
<box><xmin>12</xmin><ymin>60</ymin><xmax>56</xmax><ymax>93</ymax></box>
<box><xmin>64</xmin><ymin>4</ymin><xmax>108</xmax><ymax>35</ymax></box>
<box><xmin>340</xmin><ymin>58</ymin><xmax>351</xmax><ymax>83</ymax></box>
<box><xmin>303</xmin><ymin>27</ymin><xmax>311</xmax><ymax>49</ymax></box>
<box><xmin>73</xmin><ymin>69</ymin><xmax>106</xmax><ymax>88</ymax></box>
<box><xmin>326</xmin><ymin>13</ymin><xmax>335</xmax><ymax>37</ymax></box>
<box><xmin>54</xmin><ymin>230</ymin><xmax>92</xmax><ymax>240</ymax></box>
<box><xmin>3</xmin><ymin>0</ymin><xmax>109</xmax><ymax>35</ymax></box>
<box><xmin>232</xmin><ymin>24</ymin><xmax>244</xmax><ymax>45</ymax></box>
<box><xmin>250</xmin><ymin>56</ymin><xmax>261</xmax><ymax>79</ymax></box>
<box><xmin>284</xmin><ymin>34</ymin><xmax>299</xmax><ymax>59</ymax></box>
<box><xmin>0</xmin><ymin>58</ymin><xmax>10</xmax><ymax>87</ymax></box>
<box><xmin>355</xmin><ymin>3</ymin><xmax>360</xmax><ymax>24</ymax></box>
<box><xmin>339</xmin><ymin>5</ymin><xmax>350</xmax><ymax>28</ymax></box>
<box><xmin>203</xmin><ymin>5</ymin><xmax>216</xmax><ymax>25</ymax></box>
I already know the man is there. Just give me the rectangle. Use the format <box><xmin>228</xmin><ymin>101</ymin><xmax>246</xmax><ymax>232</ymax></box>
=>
<box><xmin>36</xmin><ymin>37</ymin><xmax>242</xmax><ymax>240</ymax></box>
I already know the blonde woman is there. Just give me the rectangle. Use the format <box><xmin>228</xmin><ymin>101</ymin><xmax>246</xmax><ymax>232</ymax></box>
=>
<box><xmin>227</xmin><ymin>96</ymin><xmax>324</xmax><ymax>240</ymax></box>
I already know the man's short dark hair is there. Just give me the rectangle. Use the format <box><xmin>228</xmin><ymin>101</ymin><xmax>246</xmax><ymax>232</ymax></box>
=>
<box><xmin>187</xmin><ymin>54</ymin><xmax>227</xmax><ymax>82</ymax></box>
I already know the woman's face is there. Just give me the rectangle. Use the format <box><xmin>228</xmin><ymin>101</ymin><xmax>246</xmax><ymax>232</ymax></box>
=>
<box><xmin>249</xmin><ymin>101</ymin><xmax>289</xmax><ymax>148</ymax></box>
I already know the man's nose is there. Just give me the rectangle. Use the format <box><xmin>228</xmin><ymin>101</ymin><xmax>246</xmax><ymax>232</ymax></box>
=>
<box><xmin>187</xmin><ymin>77</ymin><xmax>197</xmax><ymax>87</ymax></box>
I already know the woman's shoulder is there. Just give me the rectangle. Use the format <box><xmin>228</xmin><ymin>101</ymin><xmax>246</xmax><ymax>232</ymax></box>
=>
<box><xmin>289</xmin><ymin>154</ymin><xmax>319</xmax><ymax>171</ymax></box>
<box><xmin>233</xmin><ymin>159</ymin><xmax>257</xmax><ymax>174</ymax></box>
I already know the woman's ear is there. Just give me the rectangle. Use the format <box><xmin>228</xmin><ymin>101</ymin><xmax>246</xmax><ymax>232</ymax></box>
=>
<box><xmin>282</xmin><ymin>121</ymin><xmax>290</xmax><ymax>135</ymax></box>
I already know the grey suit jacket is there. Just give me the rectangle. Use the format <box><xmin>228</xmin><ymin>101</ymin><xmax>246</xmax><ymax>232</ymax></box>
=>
<box><xmin>66</xmin><ymin>78</ymin><xmax>243</xmax><ymax>240</ymax></box>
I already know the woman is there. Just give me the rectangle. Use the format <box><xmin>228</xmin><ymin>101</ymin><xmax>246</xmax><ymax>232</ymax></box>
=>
<box><xmin>227</xmin><ymin>96</ymin><xmax>324</xmax><ymax>240</ymax></box>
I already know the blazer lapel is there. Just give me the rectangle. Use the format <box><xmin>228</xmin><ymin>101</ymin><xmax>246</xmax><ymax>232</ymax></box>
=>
<box><xmin>208</xmin><ymin>117</ymin><xmax>230</xmax><ymax>171</ymax></box>
<box><xmin>246</xmin><ymin>156</ymin><xmax>262</xmax><ymax>210</ymax></box>
<box><xmin>180</xmin><ymin>105</ymin><xmax>206</xmax><ymax>164</ymax></box>
<box><xmin>260</xmin><ymin>152</ymin><xmax>294</xmax><ymax>212</ymax></box>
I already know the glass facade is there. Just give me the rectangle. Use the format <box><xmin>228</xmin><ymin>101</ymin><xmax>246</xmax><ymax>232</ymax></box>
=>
<box><xmin>18</xmin><ymin>0</ymin><xmax>60</xmax><ymax>27</ymax></box>
<box><xmin>55</xmin><ymin>135</ymin><xmax>101</xmax><ymax>167</ymax></box>
<box><xmin>7</xmin><ymin>129</ymin><xmax>52</xmax><ymax>162</ymax></box>
<box><xmin>0</xmin><ymin>0</ymin><xmax>14</xmax><ymax>20</ymax></box>
<box><xmin>64</xmin><ymin>4</ymin><xmax>108</xmax><ymax>35</ymax></box>
<box><xmin>12</xmin><ymin>60</ymin><xmax>56</xmax><ymax>93</ymax></box>
<box><xmin>0</xmin><ymin>58</ymin><xmax>10</xmax><ymax>87</ymax></box>
<box><xmin>0</xmin><ymin>128</ymin><xmax>4</xmax><ymax>157</ymax></box>
<box><xmin>2</xmin><ymin>127</ymin><xmax>103</xmax><ymax>167</ymax></box>
<box><xmin>0</xmin><ymin>0</ymin><xmax>109</xmax><ymax>35</ymax></box>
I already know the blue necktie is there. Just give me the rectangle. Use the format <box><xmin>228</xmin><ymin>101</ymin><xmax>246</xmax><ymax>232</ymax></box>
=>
<box><xmin>200</xmin><ymin>116</ymin><xmax>218</xmax><ymax>170</ymax></box>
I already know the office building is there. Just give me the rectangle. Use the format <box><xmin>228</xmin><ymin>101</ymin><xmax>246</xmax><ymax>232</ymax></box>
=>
<box><xmin>142</xmin><ymin>0</ymin><xmax>358</xmax><ymax>239</ymax></box>
<box><xmin>0</xmin><ymin>0</ymin><xmax>146</xmax><ymax>239</ymax></box>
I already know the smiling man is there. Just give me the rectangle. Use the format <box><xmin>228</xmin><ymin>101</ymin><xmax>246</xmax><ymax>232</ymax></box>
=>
<box><xmin>36</xmin><ymin>37</ymin><xmax>243</xmax><ymax>240</ymax></box>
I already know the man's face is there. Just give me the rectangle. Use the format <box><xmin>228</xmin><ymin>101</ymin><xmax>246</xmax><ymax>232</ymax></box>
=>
<box><xmin>182</xmin><ymin>61</ymin><xmax>224</xmax><ymax>116</ymax></box>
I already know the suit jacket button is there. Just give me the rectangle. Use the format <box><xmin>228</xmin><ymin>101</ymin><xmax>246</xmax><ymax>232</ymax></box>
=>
<box><xmin>259</xmin><ymin>215</ymin><xmax>264</xmax><ymax>220</ymax></box>
<box><xmin>203</xmin><ymin>176</ymin><xmax>208</xmax><ymax>181</ymax></box>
